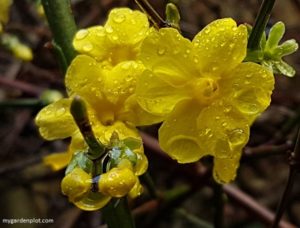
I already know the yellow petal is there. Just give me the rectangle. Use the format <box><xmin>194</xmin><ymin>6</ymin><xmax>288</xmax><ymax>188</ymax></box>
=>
<box><xmin>73</xmin><ymin>191</ymin><xmax>111</xmax><ymax>211</ymax></box>
<box><xmin>66</xmin><ymin>55</ymin><xmax>113</xmax><ymax>119</ymax></box>
<box><xmin>105</xmin><ymin>8</ymin><xmax>149</xmax><ymax>45</ymax></box>
<box><xmin>213</xmin><ymin>153</ymin><xmax>242</xmax><ymax>184</ymax></box>
<box><xmin>192</xmin><ymin>18</ymin><xmax>247</xmax><ymax>76</ymax></box>
<box><xmin>35</xmin><ymin>99</ymin><xmax>76</xmax><ymax>140</ymax></box>
<box><xmin>93</xmin><ymin>121</ymin><xmax>141</xmax><ymax>148</ymax></box>
<box><xmin>197</xmin><ymin>100</ymin><xmax>249</xmax><ymax>159</ymax></box>
<box><xmin>73</xmin><ymin>26</ymin><xmax>112</xmax><ymax>62</ymax></box>
<box><xmin>221</xmin><ymin>62</ymin><xmax>274</xmax><ymax>122</ymax></box>
<box><xmin>102</xmin><ymin>61</ymin><xmax>144</xmax><ymax>105</ymax></box>
<box><xmin>43</xmin><ymin>151</ymin><xmax>72</xmax><ymax>171</ymax></box>
<box><xmin>128</xmin><ymin>178</ymin><xmax>143</xmax><ymax>199</ymax></box>
<box><xmin>66</xmin><ymin>54</ymin><xmax>104</xmax><ymax>98</ymax></box>
<box><xmin>159</xmin><ymin>100</ymin><xmax>206</xmax><ymax>163</ymax></box>
<box><xmin>118</xmin><ymin>95</ymin><xmax>164</xmax><ymax>126</ymax></box>
<box><xmin>136</xmin><ymin>69</ymin><xmax>189</xmax><ymax>115</ymax></box>
<box><xmin>99</xmin><ymin>167</ymin><xmax>137</xmax><ymax>198</ymax></box>
<box><xmin>139</xmin><ymin>28</ymin><xmax>196</xmax><ymax>86</ymax></box>
<box><xmin>134</xmin><ymin>153</ymin><xmax>148</xmax><ymax>176</ymax></box>
<box><xmin>61</xmin><ymin>167</ymin><xmax>91</xmax><ymax>202</ymax></box>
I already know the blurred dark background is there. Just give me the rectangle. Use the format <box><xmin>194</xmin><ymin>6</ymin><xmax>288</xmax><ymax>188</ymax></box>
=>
<box><xmin>0</xmin><ymin>0</ymin><xmax>300</xmax><ymax>227</ymax></box>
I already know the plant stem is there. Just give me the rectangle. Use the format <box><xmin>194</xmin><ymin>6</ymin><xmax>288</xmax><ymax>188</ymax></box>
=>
<box><xmin>272</xmin><ymin>127</ymin><xmax>300</xmax><ymax>228</ymax></box>
<box><xmin>102</xmin><ymin>198</ymin><xmax>136</xmax><ymax>228</ymax></box>
<box><xmin>175</xmin><ymin>208</ymin><xmax>213</xmax><ymax>228</ymax></box>
<box><xmin>41</xmin><ymin>0</ymin><xmax>77</xmax><ymax>69</ymax></box>
<box><xmin>248</xmin><ymin>0</ymin><xmax>276</xmax><ymax>50</ymax></box>
<box><xmin>70</xmin><ymin>96</ymin><xmax>106</xmax><ymax>160</ymax></box>
<box><xmin>140</xmin><ymin>172</ymin><xmax>158</xmax><ymax>199</ymax></box>
<box><xmin>134</xmin><ymin>0</ymin><xmax>166</xmax><ymax>28</ymax></box>
<box><xmin>213</xmin><ymin>182</ymin><xmax>224</xmax><ymax>228</ymax></box>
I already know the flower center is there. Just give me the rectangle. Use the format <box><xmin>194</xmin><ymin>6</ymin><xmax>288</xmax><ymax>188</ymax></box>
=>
<box><xmin>108</xmin><ymin>46</ymin><xmax>138</xmax><ymax>66</ymax></box>
<box><xmin>192</xmin><ymin>78</ymin><xmax>219</xmax><ymax>104</ymax></box>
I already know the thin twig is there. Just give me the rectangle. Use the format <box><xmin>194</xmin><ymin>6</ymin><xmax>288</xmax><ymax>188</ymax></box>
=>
<box><xmin>224</xmin><ymin>185</ymin><xmax>296</xmax><ymax>228</ymax></box>
<box><xmin>272</xmin><ymin>127</ymin><xmax>300</xmax><ymax>227</ymax></box>
<box><xmin>0</xmin><ymin>76</ymin><xmax>43</xmax><ymax>96</ymax></box>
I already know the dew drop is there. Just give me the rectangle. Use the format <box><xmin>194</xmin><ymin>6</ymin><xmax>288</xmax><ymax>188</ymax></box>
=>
<box><xmin>113</xmin><ymin>13</ymin><xmax>125</xmax><ymax>23</ymax></box>
<box><xmin>157</xmin><ymin>47</ymin><xmax>166</xmax><ymax>55</ymax></box>
<box><xmin>112</xmin><ymin>35</ymin><xmax>119</xmax><ymax>41</ymax></box>
<box><xmin>105</xmin><ymin>26</ymin><xmax>114</xmax><ymax>34</ymax></box>
<box><xmin>228</xmin><ymin>129</ymin><xmax>246</xmax><ymax>146</ymax></box>
<box><xmin>204</xmin><ymin>28</ymin><xmax>211</xmax><ymax>34</ymax></box>
<box><xmin>57</xmin><ymin>107</ymin><xmax>66</xmax><ymax>115</ymax></box>
<box><xmin>83</xmin><ymin>43</ymin><xmax>93</xmax><ymax>52</ymax></box>
<box><xmin>76</xmin><ymin>29</ymin><xmax>89</xmax><ymax>40</ymax></box>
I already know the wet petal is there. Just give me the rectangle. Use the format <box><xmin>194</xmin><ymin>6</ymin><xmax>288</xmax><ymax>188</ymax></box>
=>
<box><xmin>93</xmin><ymin>121</ymin><xmax>141</xmax><ymax>148</ymax></box>
<box><xmin>136</xmin><ymin>69</ymin><xmax>190</xmax><ymax>115</ymax></box>
<box><xmin>213</xmin><ymin>153</ymin><xmax>242</xmax><ymax>184</ymax></box>
<box><xmin>192</xmin><ymin>18</ymin><xmax>247</xmax><ymax>76</ymax></box>
<box><xmin>35</xmin><ymin>99</ymin><xmax>77</xmax><ymax>140</ymax></box>
<box><xmin>197</xmin><ymin>100</ymin><xmax>250</xmax><ymax>159</ymax></box>
<box><xmin>139</xmin><ymin>28</ymin><xmax>196</xmax><ymax>86</ymax></box>
<box><xmin>159</xmin><ymin>100</ymin><xmax>206</xmax><ymax>163</ymax></box>
<box><xmin>73</xmin><ymin>26</ymin><xmax>112</xmax><ymax>61</ymax></box>
<box><xmin>221</xmin><ymin>62</ymin><xmax>274</xmax><ymax>122</ymax></box>
<box><xmin>102</xmin><ymin>61</ymin><xmax>144</xmax><ymax>104</ymax></box>
<box><xmin>66</xmin><ymin>54</ymin><xmax>104</xmax><ymax>97</ymax></box>
<box><xmin>105</xmin><ymin>8</ymin><xmax>149</xmax><ymax>45</ymax></box>
<box><xmin>118</xmin><ymin>95</ymin><xmax>164</xmax><ymax>126</ymax></box>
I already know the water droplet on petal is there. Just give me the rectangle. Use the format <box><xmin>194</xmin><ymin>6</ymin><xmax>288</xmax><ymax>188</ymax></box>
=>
<box><xmin>83</xmin><ymin>43</ymin><xmax>93</xmax><ymax>52</ymax></box>
<box><xmin>105</xmin><ymin>26</ymin><xmax>114</xmax><ymax>34</ymax></box>
<box><xmin>76</xmin><ymin>29</ymin><xmax>89</xmax><ymax>40</ymax></box>
<box><xmin>57</xmin><ymin>107</ymin><xmax>66</xmax><ymax>115</ymax></box>
<box><xmin>157</xmin><ymin>47</ymin><xmax>166</xmax><ymax>56</ymax></box>
<box><xmin>228</xmin><ymin>129</ymin><xmax>247</xmax><ymax>146</ymax></box>
<box><xmin>204</xmin><ymin>28</ymin><xmax>211</xmax><ymax>34</ymax></box>
<box><xmin>113</xmin><ymin>13</ymin><xmax>125</xmax><ymax>23</ymax></box>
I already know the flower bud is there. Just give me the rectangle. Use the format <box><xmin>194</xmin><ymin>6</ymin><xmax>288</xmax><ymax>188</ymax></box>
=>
<box><xmin>61</xmin><ymin>168</ymin><xmax>91</xmax><ymax>202</ymax></box>
<box><xmin>99</xmin><ymin>167</ymin><xmax>137</xmax><ymax>198</ymax></box>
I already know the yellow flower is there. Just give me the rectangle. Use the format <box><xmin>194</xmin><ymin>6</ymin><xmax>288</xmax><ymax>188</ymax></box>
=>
<box><xmin>0</xmin><ymin>0</ymin><xmax>12</xmax><ymax>32</ymax></box>
<box><xmin>61</xmin><ymin>168</ymin><xmax>111</xmax><ymax>211</ymax></box>
<box><xmin>36</xmin><ymin>8</ymin><xmax>157</xmax><ymax>171</ymax></box>
<box><xmin>136</xmin><ymin>19</ymin><xmax>274</xmax><ymax>183</ymax></box>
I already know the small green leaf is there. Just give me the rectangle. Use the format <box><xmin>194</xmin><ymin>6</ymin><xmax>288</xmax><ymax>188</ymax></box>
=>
<box><xmin>266</xmin><ymin>21</ymin><xmax>285</xmax><ymax>50</ymax></box>
<box><xmin>123</xmin><ymin>137</ymin><xmax>142</xmax><ymax>150</ymax></box>
<box><xmin>273</xmin><ymin>60</ymin><xmax>296</xmax><ymax>77</ymax></box>
<box><xmin>274</xmin><ymin>39</ymin><xmax>299</xmax><ymax>57</ymax></box>
<box><xmin>165</xmin><ymin>3</ymin><xmax>181</xmax><ymax>30</ymax></box>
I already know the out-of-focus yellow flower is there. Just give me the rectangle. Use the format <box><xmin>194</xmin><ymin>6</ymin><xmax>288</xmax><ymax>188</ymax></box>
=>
<box><xmin>136</xmin><ymin>19</ymin><xmax>274</xmax><ymax>183</ymax></box>
<box><xmin>11</xmin><ymin>42</ymin><xmax>33</xmax><ymax>61</ymax></box>
<box><xmin>1</xmin><ymin>33</ymin><xmax>33</xmax><ymax>61</ymax></box>
<box><xmin>0</xmin><ymin>0</ymin><xmax>12</xmax><ymax>32</ymax></box>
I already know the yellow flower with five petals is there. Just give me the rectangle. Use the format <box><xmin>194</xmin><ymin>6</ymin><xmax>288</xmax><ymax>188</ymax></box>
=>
<box><xmin>136</xmin><ymin>19</ymin><xmax>274</xmax><ymax>183</ymax></box>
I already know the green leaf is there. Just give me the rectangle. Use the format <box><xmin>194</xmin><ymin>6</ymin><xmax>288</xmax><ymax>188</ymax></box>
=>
<box><xmin>274</xmin><ymin>39</ymin><xmax>299</xmax><ymax>57</ymax></box>
<box><xmin>123</xmin><ymin>137</ymin><xmax>142</xmax><ymax>150</ymax></box>
<box><xmin>273</xmin><ymin>60</ymin><xmax>296</xmax><ymax>77</ymax></box>
<box><xmin>265</xmin><ymin>21</ymin><xmax>285</xmax><ymax>50</ymax></box>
